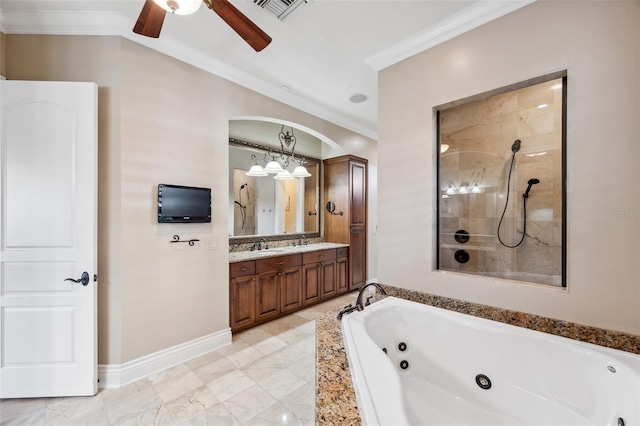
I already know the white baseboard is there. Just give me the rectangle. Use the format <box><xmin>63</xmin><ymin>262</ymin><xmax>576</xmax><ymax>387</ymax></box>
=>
<box><xmin>98</xmin><ymin>328</ymin><xmax>232</xmax><ymax>389</ymax></box>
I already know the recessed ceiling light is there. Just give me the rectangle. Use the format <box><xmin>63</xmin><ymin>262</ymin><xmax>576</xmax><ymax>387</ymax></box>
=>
<box><xmin>537</xmin><ymin>103</ymin><xmax>548</xmax><ymax>109</ymax></box>
<box><xmin>280</xmin><ymin>85</ymin><xmax>291</xmax><ymax>92</ymax></box>
<box><xmin>349</xmin><ymin>93</ymin><xmax>368</xmax><ymax>103</ymax></box>
<box><xmin>550</xmin><ymin>83</ymin><xmax>562</xmax><ymax>90</ymax></box>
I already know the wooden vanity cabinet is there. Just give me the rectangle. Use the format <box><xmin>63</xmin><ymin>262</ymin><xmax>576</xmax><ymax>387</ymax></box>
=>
<box><xmin>301</xmin><ymin>247</ymin><xmax>350</xmax><ymax>307</ymax></box>
<box><xmin>229</xmin><ymin>261</ymin><xmax>256</xmax><ymax>331</ymax></box>
<box><xmin>230</xmin><ymin>248</ymin><xmax>348</xmax><ymax>333</ymax></box>
<box><xmin>336</xmin><ymin>247</ymin><xmax>349</xmax><ymax>294</ymax></box>
<box><xmin>255</xmin><ymin>254</ymin><xmax>302</xmax><ymax>320</ymax></box>
<box><xmin>324</xmin><ymin>155</ymin><xmax>367</xmax><ymax>290</ymax></box>
<box><xmin>302</xmin><ymin>249</ymin><xmax>335</xmax><ymax>306</ymax></box>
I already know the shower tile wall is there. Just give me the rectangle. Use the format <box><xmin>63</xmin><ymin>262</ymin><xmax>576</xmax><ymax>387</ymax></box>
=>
<box><xmin>439</xmin><ymin>79</ymin><xmax>563</xmax><ymax>285</ymax></box>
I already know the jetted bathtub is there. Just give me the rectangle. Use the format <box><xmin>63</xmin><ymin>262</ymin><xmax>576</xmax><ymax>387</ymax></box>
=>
<box><xmin>341</xmin><ymin>296</ymin><xmax>640</xmax><ymax>426</ymax></box>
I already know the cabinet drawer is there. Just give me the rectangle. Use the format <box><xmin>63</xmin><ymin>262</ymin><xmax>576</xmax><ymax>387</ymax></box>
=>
<box><xmin>256</xmin><ymin>254</ymin><xmax>301</xmax><ymax>273</ymax></box>
<box><xmin>230</xmin><ymin>261</ymin><xmax>255</xmax><ymax>278</ymax></box>
<box><xmin>303</xmin><ymin>249</ymin><xmax>336</xmax><ymax>265</ymax></box>
<box><xmin>336</xmin><ymin>247</ymin><xmax>349</xmax><ymax>258</ymax></box>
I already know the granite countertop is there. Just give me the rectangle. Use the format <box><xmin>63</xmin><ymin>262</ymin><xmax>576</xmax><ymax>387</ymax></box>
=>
<box><xmin>229</xmin><ymin>242</ymin><xmax>349</xmax><ymax>263</ymax></box>
<box><xmin>315</xmin><ymin>285</ymin><xmax>640</xmax><ymax>425</ymax></box>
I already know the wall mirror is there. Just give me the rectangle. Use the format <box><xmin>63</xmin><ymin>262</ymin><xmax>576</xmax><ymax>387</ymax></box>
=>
<box><xmin>228</xmin><ymin>120</ymin><xmax>323</xmax><ymax>241</ymax></box>
<box><xmin>436</xmin><ymin>71</ymin><xmax>567</xmax><ymax>287</ymax></box>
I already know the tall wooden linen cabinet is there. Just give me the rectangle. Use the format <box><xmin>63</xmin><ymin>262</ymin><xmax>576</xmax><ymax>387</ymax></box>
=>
<box><xmin>323</xmin><ymin>155</ymin><xmax>367</xmax><ymax>290</ymax></box>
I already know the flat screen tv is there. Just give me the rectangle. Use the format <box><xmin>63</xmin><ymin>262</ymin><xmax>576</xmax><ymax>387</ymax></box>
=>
<box><xmin>158</xmin><ymin>184</ymin><xmax>211</xmax><ymax>223</ymax></box>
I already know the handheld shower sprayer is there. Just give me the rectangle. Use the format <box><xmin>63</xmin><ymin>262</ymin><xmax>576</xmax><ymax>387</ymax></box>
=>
<box><xmin>523</xmin><ymin>178</ymin><xmax>540</xmax><ymax>199</ymax></box>
<box><xmin>498</xmin><ymin>139</ymin><xmax>540</xmax><ymax>248</ymax></box>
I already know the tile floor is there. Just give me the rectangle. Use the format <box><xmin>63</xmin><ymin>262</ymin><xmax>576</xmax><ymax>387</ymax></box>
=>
<box><xmin>0</xmin><ymin>293</ymin><xmax>356</xmax><ymax>426</ymax></box>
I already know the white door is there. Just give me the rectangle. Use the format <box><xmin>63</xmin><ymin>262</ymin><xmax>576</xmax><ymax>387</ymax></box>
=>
<box><xmin>0</xmin><ymin>81</ymin><xmax>97</xmax><ymax>398</ymax></box>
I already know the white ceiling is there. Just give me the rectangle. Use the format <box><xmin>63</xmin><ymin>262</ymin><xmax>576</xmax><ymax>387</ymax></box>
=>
<box><xmin>0</xmin><ymin>0</ymin><xmax>534</xmax><ymax>139</ymax></box>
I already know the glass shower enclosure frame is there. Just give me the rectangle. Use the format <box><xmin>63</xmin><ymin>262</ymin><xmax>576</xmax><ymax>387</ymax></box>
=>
<box><xmin>435</xmin><ymin>71</ymin><xmax>567</xmax><ymax>287</ymax></box>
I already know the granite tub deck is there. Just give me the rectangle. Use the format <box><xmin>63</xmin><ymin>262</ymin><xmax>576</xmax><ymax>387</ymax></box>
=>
<box><xmin>315</xmin><ymin>285</ymin><xmax>640</xmax><ymax>425</ymax></box>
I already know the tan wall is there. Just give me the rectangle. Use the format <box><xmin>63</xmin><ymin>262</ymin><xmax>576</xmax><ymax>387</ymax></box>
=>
<box><xmin>378</xmin><ymin>1</ymin><xmax>640</xmax><ymax>334</ymax></box>
<box><xmin>6</xmin><ymin>35</ymin><xmax>377</xmax><ymax>364</ymax></box>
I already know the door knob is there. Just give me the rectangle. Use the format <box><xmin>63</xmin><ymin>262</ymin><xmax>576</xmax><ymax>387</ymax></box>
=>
<box><xmin>65</xmin><ymin>271</ymin><xmax>90</xmax><ymax>286</ymax></box>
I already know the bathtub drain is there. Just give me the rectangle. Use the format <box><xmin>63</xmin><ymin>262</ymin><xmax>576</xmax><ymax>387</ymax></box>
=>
<box><xmin>475</xmin><ymin>374</ymin><xmax>492</xmax><ymax>390</ymax></box>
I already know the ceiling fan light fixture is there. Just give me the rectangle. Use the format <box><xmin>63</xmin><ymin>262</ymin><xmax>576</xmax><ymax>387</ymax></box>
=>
<box><xmin>153</xmin><ymin>0</ymin><xmax>202</xmax><ymax>15</ymax></box>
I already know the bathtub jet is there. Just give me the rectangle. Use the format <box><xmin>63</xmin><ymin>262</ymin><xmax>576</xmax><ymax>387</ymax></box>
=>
<box><xmin>341</xmin><ymin>297</ymin><xmax>640</xmax><ymax>426</ymax></box>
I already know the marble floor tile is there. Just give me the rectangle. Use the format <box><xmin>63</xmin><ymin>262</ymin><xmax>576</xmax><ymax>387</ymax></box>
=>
<box><xmin>118</xmin><ymin>404</ymin><xmax>175</xmax><ymax>426</ymax></box>
<box><xmin>279</xmin><ymin>382</ymin><xmax>315</xmax><ymax>425</ymax></box>
<box><xmin>163</xmin><ymin>385</ymin><xmax>219</xmax><ymax>424</ymax></box>
<box><xmin>0</xmin><ymin>398</ymin><xmax>47</xmax><ymax>426</ymax></box>
<box><xmin>251</xmin><ymin>335</ymin><xmax>288</xmax><ymax>356</ymax></box>
<box><xmin>207</xmin><ymin>369</ymin><xmax>256</xmax><ymax>402</ymax></box>
<box><xmin>0</xmin><ymin>294</ymin><xmax>357</xmax><ymax>426</ymax></box>
<box><xmin>224</xmin><ymin>344</ymin><xmax>266</xmax><ymax>369</ymax></box>
<box><xmin>183</xmin><ymin>403</ymin><xmax>239</xmax><ymax>426</ymax></box>
<box><xmin>186</xmin><ymin>349</ymin><xmax>225</xmax><ymax>370</ymax></box>
<box><xmin>221</xmin><ymin>384</ymin><xmax>277</xmax><ymax>424</ymax></box>
<box><xmin>43</xmin><ymin>395</ymin><xmax>105</xmax><ymax>425</ymax></box>
<box><xmin>257</xmin><ymin>368</ymin><xmax>306</xmax><ymax>400</ymax></box>
<box><xmin>286</xmin><ymin>355</ymin><xmax>315</xmax><ymax>383</ymax></box>
<box><xmin>245</xmin><ymin>401</ymin><xmax>305</xmax><ymax>426</ymax></box>
<box><xmin>150</xmin><ymin>364</ymin><xmax>205</xmax><ymax>404</ymax></box>
<box><xmin>191</xmin><ymin>356</ymin><xmax>238</xmax><ymax>384</ymax></box>
<box><xmin>102</xmin><ymin>383</ymin><xmax>163</xmax><ymax>425</ymax></box>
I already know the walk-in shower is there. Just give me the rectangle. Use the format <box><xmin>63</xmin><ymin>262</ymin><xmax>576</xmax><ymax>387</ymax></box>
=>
<box><xmin>436</xmin><ymin>73</ymin><xmax>566</xmax><ymax>287</ymax></box>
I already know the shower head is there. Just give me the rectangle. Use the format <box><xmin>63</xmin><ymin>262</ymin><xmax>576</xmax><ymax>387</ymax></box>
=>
<box><xmin>511</xmin><ymin>139</ymin><xmax>522</xmax><ymax>153</ymax></box>
<box><xmin>523</xmin><ymin>178</ymin><xmax>540</xmax><ymax>198</ymax></box>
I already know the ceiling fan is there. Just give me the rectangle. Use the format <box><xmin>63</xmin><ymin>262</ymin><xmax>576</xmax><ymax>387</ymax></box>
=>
<box><xmin>133</xmin><ymin>0</ymin><xmax>272</xmax><ymax>52</ymax></box>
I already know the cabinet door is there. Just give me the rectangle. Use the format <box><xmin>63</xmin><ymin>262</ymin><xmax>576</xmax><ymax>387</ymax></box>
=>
<box><xmin>320</xmin><ymin>260</ymin><xmax>337</xmax><ymax>299</ymax></box>
<box><xmin>350</xmin><ymin>160</ymin><xmax>367</xmax><ymax>227</ymax></box>
<box><xmin>256</xmin><ymin>271</ymin><xmax>280</xmax><ymax>321</ymax></box>
<box><xmin>302</xmin><ymin>263</ymin><xmax>321</xmax><ymax>306</ymax></box>
<box><xmin>230</xmin><ymin>275</ymin><xmax>255</xmax><ymax>331</ymax></box>
<box><xmin>280</xmin><ymin>266</ymin><xmax>302</xmax><ymax>314</ymax></box>
<box><xmin>336</xmin><ymin>256</ymin><xmax>349</xmax><ymax>294</ymax></box>
<box><xmin>350</xmin><ymin>226</ymin><xmax>367</xmax><ymax>290</ymax></box>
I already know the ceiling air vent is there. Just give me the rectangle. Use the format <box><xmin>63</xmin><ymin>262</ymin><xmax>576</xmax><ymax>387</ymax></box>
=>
<box><xmin>253</xmin><ymin>0</ymin><xmax>308</xmax><ymax>21</ymax></box>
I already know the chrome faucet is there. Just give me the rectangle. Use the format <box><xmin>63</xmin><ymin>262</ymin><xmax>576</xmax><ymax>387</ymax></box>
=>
<box><xmin>298</xmin><ymin>235</ymin><xmax>308</xmax><ymax>246</ymax></box>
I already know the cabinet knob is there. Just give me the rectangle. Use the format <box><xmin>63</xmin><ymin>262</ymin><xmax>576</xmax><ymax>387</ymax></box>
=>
<box><xmin>277</xmin><ymin>261</ymin><xmax>285</xmax><ymax>265</ymax></box>
<box><xmin>241</xmin><ymin>267</ymin><xmax>248</xmax><ymax>271</ymax></box>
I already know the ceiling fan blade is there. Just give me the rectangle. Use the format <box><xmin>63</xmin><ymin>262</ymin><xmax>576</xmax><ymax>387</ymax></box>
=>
<box><xmin>207</xmin><ymin>0</ymin><xmax>272</xmax><ymax>52</ymax></box>
<box><xmin>133</xmin><ymin>0</ymin><xmax>167</xmax><ymax>38</ymax></box>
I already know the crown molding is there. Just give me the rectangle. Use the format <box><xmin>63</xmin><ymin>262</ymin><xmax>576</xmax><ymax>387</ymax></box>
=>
<box><xmin>366</xmin><ymin>0</ymin><xmax>537</xmax><ymax>71</ymax></box>
<box><xmin>0</xmin><ymin>8</ymin><xmax>378</xmax><ymax>139</ymax></box>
